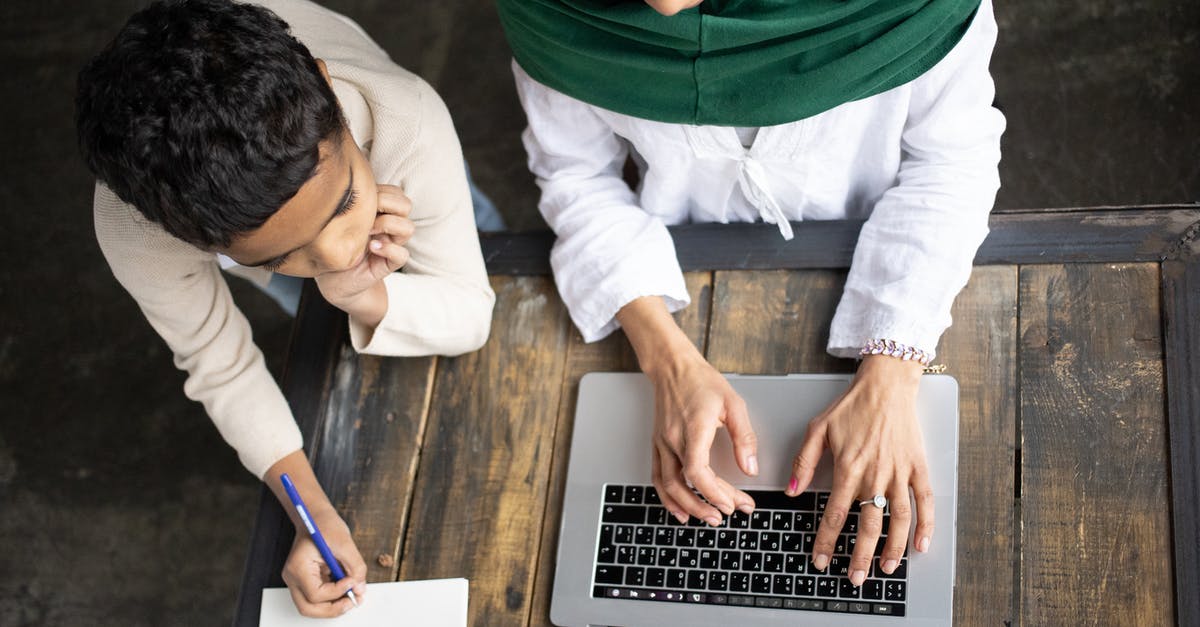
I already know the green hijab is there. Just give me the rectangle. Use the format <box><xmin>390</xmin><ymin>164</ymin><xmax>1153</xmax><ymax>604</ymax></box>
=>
<box><xmin>497</xmin><ymin>0</ymin><xmax>981</xmax><ymax>126</ymax></box>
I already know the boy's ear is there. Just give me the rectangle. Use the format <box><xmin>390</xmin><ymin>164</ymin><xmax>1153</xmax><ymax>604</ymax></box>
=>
<box><xmin>315</xmin><ymin>58</ymin><xmax>332</xmax><ymax>87</ymax></box>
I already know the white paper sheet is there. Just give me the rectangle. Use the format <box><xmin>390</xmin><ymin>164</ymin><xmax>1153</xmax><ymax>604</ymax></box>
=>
<box><xmin>259</xmin><ymin>578</ymin><xmax>468</xmax><ymax>626</ymax></box>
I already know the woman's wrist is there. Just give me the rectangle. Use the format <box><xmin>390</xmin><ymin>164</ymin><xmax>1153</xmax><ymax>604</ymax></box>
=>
<box><xmin>616</xmin><ymin>296</ymin><xmax>701</xmax><ymax>377</ymax></box>
<box><xmin>264</xmin><ymin>449</ymin><xmax>338</xmax><ymax>531</ymax></box>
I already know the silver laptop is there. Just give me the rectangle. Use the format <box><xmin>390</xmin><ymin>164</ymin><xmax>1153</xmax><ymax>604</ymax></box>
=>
<box><xmin>551</xmin><ymin>373</ymin><xmax>959</xmax><ymax>626</ymax></box>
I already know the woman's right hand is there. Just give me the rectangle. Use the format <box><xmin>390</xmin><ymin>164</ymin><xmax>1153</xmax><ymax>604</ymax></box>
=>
<box><xmin>616</xmin><ymin>295</ymin><xmax>760</xmax><ymax>526</ymax></box>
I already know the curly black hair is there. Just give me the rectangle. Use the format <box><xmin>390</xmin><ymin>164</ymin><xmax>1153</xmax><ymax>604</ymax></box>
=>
<box><xmin>76</xmin><ymin>0</ymin><xmax>344</xmax><ymax>248</ymax></box>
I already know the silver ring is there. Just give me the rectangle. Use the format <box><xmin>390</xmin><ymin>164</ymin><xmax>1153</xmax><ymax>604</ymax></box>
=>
<box><xmin>858</xmin><ymin>494</ymin><xmax>888</xmax><ymax>509</ymax></box>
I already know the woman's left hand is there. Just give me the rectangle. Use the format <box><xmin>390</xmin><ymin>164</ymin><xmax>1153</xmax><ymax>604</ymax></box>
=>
<box><xmin>786</xmin><ymin>354</ymin><xmax>934</xmax><ymax>587</ymax></box>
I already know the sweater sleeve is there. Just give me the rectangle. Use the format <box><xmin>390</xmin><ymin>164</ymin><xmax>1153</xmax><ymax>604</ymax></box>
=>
<box><xmin>93</xmin><ymin>185</ymin><xmax>302</xmax><ymax>479</ymax></box>
<box><xmin>347</xmin><ymin>81</ymin><xmax>496</xmax><ymax>356</ymax></box>
<box><xmin>514</xmin><ymin>62</ymin><xmax>690</xmax><ymax>342</ymax></box>
<box><xmin>828</xmin><ymin>0</ymin><xmax>1005</xmax><ymax>360</ymax></box>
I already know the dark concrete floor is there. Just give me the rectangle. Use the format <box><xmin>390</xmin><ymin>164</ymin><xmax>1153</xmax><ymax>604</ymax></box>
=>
<box><xmin>1</xmin><ymin>1</ymin><xmax>1196</xmax><ymax>625</ymax></box>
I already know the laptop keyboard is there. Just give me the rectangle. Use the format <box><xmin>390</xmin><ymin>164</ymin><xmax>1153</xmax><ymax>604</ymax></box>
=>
<box><xmin>591</xmin><ymin>484</ymin><xmax>907</xmax><ymax>617</ymax></box>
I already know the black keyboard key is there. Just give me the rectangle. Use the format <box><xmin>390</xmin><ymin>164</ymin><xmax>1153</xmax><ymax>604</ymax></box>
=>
<box><xmin>834</xmin><ymin>535</ymin><xmax>847</xmax><ymax>555</ymax></box>
<box><xmin>667</xmin><ymin>569</ymin><xmax>686</xmax><ymax>589</ymax></box>
<box><xmin>720</xmin><ymin>550</ymin><xmax>741</xmax><ymax>571</ymax></box>
<box><xmin>760</xmin><ymin>532</ymin><xmax>781</xmax><ymax>551</ymax></box>
<box><xmin>737</xmin><ymin>531</ymin><xmax>760</xmax><ymax>551</ymax></box>
<box><xmin>844</xmin><ymin>512</ymin><xmax>859</xmax><ymax>534</ymax></box>
<box><xmin>637</xmin><ymin>546</ymin><xmax>656</xmax><ymax>565</ymax></box>
<box><xmin>647</xmin><ymin>506</ymin><xmax>668</xmax><ymax>525</ymax></box>
<box><xmin>782</xmin><ymin>532</ymin><xmax>803</xmax><ymax>552</ymax></box>
<box><xmin>751</xmin><ymin>511</ymin><xmax>772</xmax><ymax>529</ymax></box>
<box><xmin>696</xmin><ymin>529</ymin><xmax>717</xmax><ymax>548</ymax></box>
<box><xmin>616</xmin><ymin>546</ymin><xmax>635</xmax><ymax>564</ymax></box>
<box><xmin>803</xmin><ymin>533</ymin><xmax>816</xmax><ymax>553</ymax></box>
<box><xmin>687</xmin><ymin>570</ymin><xmax>708</xmax><ymax>590</ymax></box>
<box><xmin>644</xmin><ymin>487</ymin><xmax>661</xmax><ymax>504</ymax></box>
<box><xmin>717</xmin><ymin>530</ymin><xmax>737</xmax><ymax>549</ymax></box>
<box><xmin>729</xmin><ymin>511</ymin><xmax>750</xmax><ymax>528</ymax></box>
<box><xmin>700</xmin><ymin>549</ymin><xmax>720</xmax><ymax>569</ymax></box>
<box><xmin>624</xmin><ymin>486</ymin><xmax>643</xmax><ymax>504</ymax></box>
<box><xmin>771</xmin><ymin>511</ymin><xmax>793</xmax><ymax>530</ymax></box>
<box><xmin>635</xmin><ymin>526</ymin><xmax>654</xmax><ymax>545</ymax></box>
<box><xmin>730</xmin><ymin>572</ymin><xmax>750</xmax><ymax>593</ymax></box>
<box><xmin>795</xmin><ymin>575</ymin><xmax>816</xmax><ymax>597</ymax></box>
<box><xmin>675</xmin><ymin>528</ymin><xmax>696</xmax><ymax>547</ymax></box>
<box><xmin>849</xmin><ymin>602</ymin><xmax>871</xmax><ymax>613</ymax></box>
<box><xmin>829</xmin><ymin>556</ymin><xmax>850</xmax><ymax>577</ymax></box>
<box><xmin>751</xmin><ymin>574</ymin><xmax>772</xmax><ymax>594</ymax></box>
<box><xmin>604</xmin><ymin>485</ymin><xmax>623</xmax><ymax>503</ymax></box>
<box><xmin>828</xmin><ymin>601</ymin><xmax>848</xmax><ymax>612</ymax></box>
<box><xmin>785</xmin><ymin>554</ymin><xmax>806</xmax><ymax>574</ymax></box>
<box><xmin>817</xmin><ymin>577</ymin><xmax>839</xmax><ymax>598</ymax></box>
<box><xmin>884</xmin><ymin>581</ymin><xmax>907</xmax><ymax>602</ymax></box>
<box><xmin>687</xmin><ymin>515</ymin><xmax>708</xmax><ymax>527</ymax></box>
<box><xmin>678</xmin><ymin>549</ymin><xmax>699</xmax><ymax>568</ymax></box>
<box><xmin>595</xmin><ymin>565</ymin><xmax>623</xmax><ymax>584</ymax></box>
<box><xmin>846</xmin><ymin>534</ymin><xmax>858</xmax><ymax>556</ymax></box>
<box><xmin>874</xmin><ymin>602</ymin><xmax>905</xmax><ymax>616</ymax></box>
<box><xmin>602</xmin><ymin>505</ymin><xmax>644</xmax><ymax>524</ymax></box>
<box><xmin>646</xmin><ymin>567</ymin><xmax>665</xmax><ymax>588</ymax></box>
<box><xmin>656</xmin><ymin>547</ymin><xmax>677</xmax><ymax>567</ymax></box>
<box><xmin>654</xmin><ymin>528</ymin><xmax>674</xmax><ymax>546</ymax></box>
<box><xmin>597</xmin><ymin>544</ymin><xmax>616</xmax><ymax>563</ymax></box>
<box><xmin>795</xmin><ymin>512</ymin><xmax>816</xmax><ymax>532</ymax></box>
<box><xmin>797</xmin><ymin>491</ymin><xmax>817</xmax><ymax>511</ymax></box>
<box><xmin>624</xmin><ymin>566</ymin><xmax>644</xmax><ymax>586</ymax></box>
<box><xmin>817</xmin><ymin>493</ymin><xmax>830</xmax><ymax>511</ymax></box>
<box><xmin>667</xmin><ymin>513</ymin><xmax>687</xmax><ymax>526</ymax></box>
<box><xmin>763</xmin><ymin>552</ymin><xmax>784</xmax><ymax>573</ymax></box>
<box><xmin>877</xmin><ymin>558</ymin><xmax>908</xmax><ymax>579</ymax></box>
<box><xmin>862</xmin><ymin>579</ymin><xmax>883</xmax><ymax>600</ymax></box>
<box><xmin>615</xmin><ymin>525</ymin><xmax>633</xmax><ymax>544</ymax></box>
<box><xmin>742</xmin><ymin>551</ymin><xmax>763</xmax><ymax>571</ymax></box>
<box><xmin>839</xmin><ymin>578</ymin><xmax>861</xmax><ymax>598</ymax></box>
<box><xmin>773</xmin><ymin>574</ymin><xmax>794</xmax><ymax>596</ymax></box>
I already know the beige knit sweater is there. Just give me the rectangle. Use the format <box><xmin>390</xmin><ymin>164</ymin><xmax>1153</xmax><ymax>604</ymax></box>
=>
<box><xmin>93</xmin><ymin>0</ymin><xmax>495</xmax><ymax>479</ymax></box>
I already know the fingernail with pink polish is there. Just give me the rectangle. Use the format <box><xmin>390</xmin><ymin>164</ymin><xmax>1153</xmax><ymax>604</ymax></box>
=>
<box><xmin>787</xmin><ymin>477</ymin><xmax>798</xmax><ymax>494</ymax></box>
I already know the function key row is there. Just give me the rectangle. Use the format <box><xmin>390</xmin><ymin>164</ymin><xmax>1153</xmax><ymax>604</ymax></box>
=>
<box><xmin>592</xmin><ymin>585</ymin><xmax>906</xmax><ymax>617</ymax></box>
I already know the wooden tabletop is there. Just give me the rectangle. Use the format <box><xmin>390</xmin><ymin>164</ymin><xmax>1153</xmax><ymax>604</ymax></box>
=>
<box><xmin>235</xmin><ymin>205</ymin><xmax>1200</xmax><ymax>627</ymax></box>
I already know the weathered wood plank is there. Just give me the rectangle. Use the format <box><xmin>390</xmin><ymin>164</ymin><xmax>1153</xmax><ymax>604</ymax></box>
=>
<box><xmin>397</xmin><ymin>276</ymin><xmax>570</xmax><ymax>626</ymax></box>
<box><xmin>936</xmin><ymin>266</ymin><xmax>1018</xmax><ymax>625</ymax></box>
<box><xmin>705</xmin><ymin>270</ymin><xmax>857</xmax><ymax>375</ymax></box>
<box><xmin>1162</xmin><ymin>259</ymin><xmax>1200</xmax><ymax>627</ymax></box>
<box><xmin>480</xmin><ymin>207</ymin><xmax>1200</xmax><ymax>275</ymax></box>
<box><xmin>1018</xmin><ymin>263</ymin><xmax>1173</xmax><ymax>625</ymax></box>
<box><xmin>527</xmin><ymin>272</ymin><xmax>713</xmax><ymax>627</ymax></box>
<box><xmin>309</xmin><ymin>350</ymin><xmax>434</xmax><ymax>583</ymax></box>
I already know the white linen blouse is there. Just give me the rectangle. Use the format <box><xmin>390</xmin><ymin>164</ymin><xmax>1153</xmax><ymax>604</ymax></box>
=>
<box><xmin>513</xmin><ymin>0</ymin><xmax>1005</xmax><ymax>360</ymax></box>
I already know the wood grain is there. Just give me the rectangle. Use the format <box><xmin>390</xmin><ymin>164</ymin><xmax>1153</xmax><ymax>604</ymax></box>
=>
<box><xmin>310</xmin><ymin>349</ymin><xmax>434</xmax><ymax>582</ymax></box>
<box><xmin>936</xmin><ymin>266</ymin><xmax>1019</xmax><ymax>625</ymax></box>
<box><xmin>397</xmin><ymin>276</ymin><xmax>570</xmax><ymax>626</ymax></box>
<box><xmin>527</xmin><ymin>273</ymin><xmax>713</xmax><ymax>626</ymax></box>
<box><xmin>1018</xmin><ymin>263</ymin><xmax>1173</xmax><ymax>625</ymax></box>
<box><xmin>706</xmin><ymin>270</ymin><xmax>857</xmax><ymax>375</ymax></box>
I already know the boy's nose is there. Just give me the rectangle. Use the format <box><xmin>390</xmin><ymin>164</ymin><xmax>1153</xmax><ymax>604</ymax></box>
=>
<box><xmin>311</xmin><ymin>234</ymin><xmax>363</xmax><ymax>273</ymax></box>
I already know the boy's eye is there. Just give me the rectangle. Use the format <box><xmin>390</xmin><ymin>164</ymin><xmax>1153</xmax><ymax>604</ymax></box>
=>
<box><xmin>262</xmin><ymin>254</ymin><xmax>289</xmax><ymax>272</ymax></box>
<box><xmin>334</xmin><ymin>188</ymin><xmax>358</xmax><ymax>217</ymax></box>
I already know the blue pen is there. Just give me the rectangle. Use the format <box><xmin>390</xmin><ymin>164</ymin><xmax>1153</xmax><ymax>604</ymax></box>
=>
<box><xmin>280</xmin><ymin>473</ymin><xmax>359</xmax><ymax>608</ymax></box>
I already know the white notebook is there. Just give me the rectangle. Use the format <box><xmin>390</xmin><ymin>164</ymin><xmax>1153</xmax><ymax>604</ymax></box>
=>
<box><xmin>259</xmin><ymin>578</ymin><xmax>468</xmax><ymax>626</ymax></box>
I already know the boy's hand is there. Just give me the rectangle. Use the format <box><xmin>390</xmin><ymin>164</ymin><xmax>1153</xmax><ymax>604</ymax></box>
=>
<box><xmin>315</xmin><ymin>184</ymin><xmax>414</xmax><ymax>327</ymax></box>
<box><xmin>281</xmin><ymin>507</ymin><xmax>368</xmax><ymax>618</ymax></box>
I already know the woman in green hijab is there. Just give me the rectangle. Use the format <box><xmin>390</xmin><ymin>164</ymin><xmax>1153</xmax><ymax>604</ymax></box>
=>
<box><xmin>500</xmin><ymin>0</ymin><xmax>1003</xmax><ymax>590</ymax></box>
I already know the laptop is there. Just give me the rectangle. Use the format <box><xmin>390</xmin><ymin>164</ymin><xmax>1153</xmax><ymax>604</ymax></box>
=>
<box><xmin>550</xmin><ymin>373</ymin><xmax>959</xmax><ymax>626</ymax></box>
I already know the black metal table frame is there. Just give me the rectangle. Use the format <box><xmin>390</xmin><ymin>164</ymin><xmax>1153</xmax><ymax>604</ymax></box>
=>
<box><xmin>233</xmin><ymin>204</ymin><xmax>1200</xmax><ymax>627</ymax></box>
